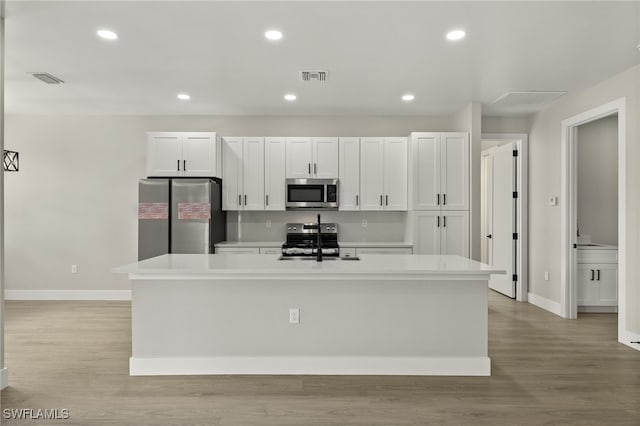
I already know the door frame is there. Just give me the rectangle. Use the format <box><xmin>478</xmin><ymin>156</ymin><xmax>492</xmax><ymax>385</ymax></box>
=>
<box><xmin>481</xmin><ymin>133</ymin><xmax>528</xmax><ymax>302</ymax></box>
<box><xmin>560</xmin><ymin>98</ymin><xmax>626</xmax><ymax>331</ymax></box>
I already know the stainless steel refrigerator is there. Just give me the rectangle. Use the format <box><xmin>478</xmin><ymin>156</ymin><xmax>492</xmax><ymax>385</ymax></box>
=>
<box><xmin>138</xmin><ymin>178</ymin><xmax>226</xmax><ymax>260</ymax></box>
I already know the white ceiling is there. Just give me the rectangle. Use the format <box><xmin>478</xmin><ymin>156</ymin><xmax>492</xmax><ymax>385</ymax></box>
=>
<box><xmin>4</xmin><ymin>1</ymin><xmax>639</xmax><ymax>116</ymax></box>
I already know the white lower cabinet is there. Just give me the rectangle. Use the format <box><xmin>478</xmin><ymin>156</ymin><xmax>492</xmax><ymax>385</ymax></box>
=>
<box><xmin>577</xmin><ymin>249</ymin><xmax>618</xmax><ymax>308</ymax></box>
<box><xmin>413</xmin><ymin>211</ymin><xmax>469</xmax><ymax>257</ymax></box>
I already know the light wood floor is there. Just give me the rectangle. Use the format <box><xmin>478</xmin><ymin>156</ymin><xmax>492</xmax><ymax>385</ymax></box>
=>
<box><xmin>1</xmin><ymin>291</ymin><xmax>639</xmax><ymax>426</ymax></box>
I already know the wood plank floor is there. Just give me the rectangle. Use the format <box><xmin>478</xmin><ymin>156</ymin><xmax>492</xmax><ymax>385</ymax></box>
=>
<box><xmin>1</xmin><ymin>291</ymin><xmax>639</xmax><ymax>426</ymax></box>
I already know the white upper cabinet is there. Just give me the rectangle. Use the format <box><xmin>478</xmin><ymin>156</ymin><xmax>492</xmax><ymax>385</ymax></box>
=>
<box><xmin>286</xmin><ymin>137</ymin><xmax>338</xmax><ymax>178</ymax></box>
<box><xmin>264</xmin><ymin>137</ymin><xmax>286</xmax><ymax>210</ymax></box>
<box><xmin>221</xmin><ymin>137</ymin><xmax>265</xmax><ymax>211</ymax></box>
<box><xmin>360</xmin><ymin>137</ymin><xmax>407</xmax><ymax>211</ymax></box>
<box><xmin>383</xmin><ymin>137</ymin><xmax>408</xmax><ymax>210</ymax></box>
<box><xmin>338</xmin><ymin>137</ymin><xmax>360</xmax><ymax>211</ymax></box>
<box><xmin>411</xmin><ymin>132</ymin><xmax>468</xmax><ymax>211</ymax></box>
<box><xmin>147</xmin><ymin>132</ymin><xmax>219</xmax><ymax>177</ymax></box>
<box><xmin>313</xmin><ymin>137</ymin><xmax>339</xmax><ymax>178</ymax></box>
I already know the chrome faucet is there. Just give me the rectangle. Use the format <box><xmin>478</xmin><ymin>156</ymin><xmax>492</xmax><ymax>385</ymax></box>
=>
<box><xmin>316</xmin><ymin>213</ymin><xmax>323</xmax><ymax>262</ymax></box>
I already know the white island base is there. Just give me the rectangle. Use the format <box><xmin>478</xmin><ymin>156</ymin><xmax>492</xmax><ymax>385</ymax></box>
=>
<box><xmin>115</xmin><ymin>254</ymin><xmax>503</xmax><ymax>376</ymax></box>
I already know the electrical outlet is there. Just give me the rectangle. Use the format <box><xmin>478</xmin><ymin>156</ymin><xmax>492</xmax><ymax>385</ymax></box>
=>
<box><xmin>289</xmin><ymin>308</ymin><xmax>300</xmax><ymax>324</ymax></box>
<box><xmin>266</xmin><ymin>219</ymin><xmax>272</xmax><ymax>229</ymax></box>
<box><xmin>362</xmin><ymin>219</ymin><xmax>367</xmax><ymax>228</ymax></box>
<box><xmin>544</xmin><ymin>271</ymin><xmax>550</xmax><ymax>281</ymax></box>
<box><xmin>71</xmin><ymin>265</ymin><xmax>78</xmax><ymax>274</ymax></box>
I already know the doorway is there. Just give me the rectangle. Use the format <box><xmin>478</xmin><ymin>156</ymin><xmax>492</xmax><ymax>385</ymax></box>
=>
<box><xmin>481</xmin><ymin>133</ymin><xmax>528</xmax><ymax>302</ymax></box>
<box><xmin>560</xmin><ymin>98</ymin><xmax>626</xmax><ymax>337</ymax></box>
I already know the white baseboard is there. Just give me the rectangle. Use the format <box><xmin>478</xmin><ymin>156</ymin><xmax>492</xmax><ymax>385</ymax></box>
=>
<box><xmin>4</xmin><ymin>290</ymin><xmax>131</xmax><ymax>301</ymax></box>
<box><xmin>619</xmin><ymin>329</ymin><xmax>640</xmax><ymax>352</ymax></box>
<box><xmin>0</xmin><ymin>368</ymin><xmax>8</xmax><ymax>389</ymax></box>
<box><xmin>130</xmin><ymin>356</ymin><xmax>491</xmax><ymax>377</ymax></box>
<box><xmin>528</xmin><ymin>292</ymin><xmax>563</xmax><ymax>317</ymax></box>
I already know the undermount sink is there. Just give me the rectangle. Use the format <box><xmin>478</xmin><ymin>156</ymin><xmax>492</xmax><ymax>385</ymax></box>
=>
<box><xmin>576</xmin><ymin>243</ymin><xmax>604</xmax><ymax>247</ymax></box>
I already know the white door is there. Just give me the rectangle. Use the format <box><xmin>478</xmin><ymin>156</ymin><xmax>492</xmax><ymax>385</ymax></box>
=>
<box><xmin>359</xmin><ymin>137</ymin><xmax>384</xmax><ymax>210</ymax></box>
<box><xmin>182</xmin><ymin>133</ymin><xmax>217</xmax><ymax>177</ymax></box>
<box><xmin>264</xmin><ymin>137</ymin><xmax>286</xmax><ymax>211</ymax></box>
<box><xmin>147</xmin><ymin>133</ymin><xmax>182</xmax><ymax>177</ymax></box>
<box><xmin>286</xmin><ymin>137</ymin><xmax>313</xmax><ymax>178</ymax></box>
<box><xmin>339</xmin><ymin>137</ymin><xmax>360</xmax><ymax>211</ymax></box>
<box><xmin>221</xmin><ymin>137</ymin><xmax>243</xmax><ymax>210</ymax></box>
<box><xmin>383</xmin><ymin>137</ymin><xmax>408</xmax><ymax>210</ymax></box>
<box><xmin>242</xmin><ymin>137</ymin><xmax>265</xmax><ymax>210</ymax></box>
<box><xmin>413</xmin><ymin>133</ymin><xmax>440</xmax><ymax>210</ymax></box>
<box><xmin>440</xmin><ymin>211</ymin><xmax>469</xmax><ymax>257</ymax></box>
<box><xmin>441</xmin><ymin>133</ymin><xmax>469</xmax><ymax>210</ymax></box>
<box><xmin>414</xmin><ymin>211</ymin><xmax>440</xmax><ymax>255</ymax></box>
<box><xmin>313</xmin><ymin>137</ymin><xmax>339</xmax><ymax>178</ymax></box>
<box><xmin>481</xmin><ymin>153</ymin><xmax>494</xmax><ymax>264</ymax></box>
<box><xmin>487</xmin><ymin>143</ymin><xmax>516</xmax><ymax>298</ymax></box>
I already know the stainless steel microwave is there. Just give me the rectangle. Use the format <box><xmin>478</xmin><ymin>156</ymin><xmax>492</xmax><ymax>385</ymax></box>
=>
<box><xmin>285</xmin><ymin>178</ymin><xmax>338</xmax><ymax>210</ymax></box>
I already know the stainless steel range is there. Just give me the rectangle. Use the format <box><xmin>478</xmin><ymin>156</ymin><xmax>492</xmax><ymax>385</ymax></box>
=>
<box><xmin>280</xmin><ymin>222</ymin><xmax>339</xmax><ymax>260</ymax></box>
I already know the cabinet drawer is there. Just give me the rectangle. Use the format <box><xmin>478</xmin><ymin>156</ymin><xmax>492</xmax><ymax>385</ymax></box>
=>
<box><xmin>577</xmin><ymin>249</ymin><xmax>617</xmax><ymax>264</ymax></box>
<box><xmin>259</xmin><ymin>247</ymin><xmax>282</xmax><ymax>255</ymax></box>
<box><xmin>356</xmin><ymin>247</ymin><xmax>413</xmax><ymax>255</ymax></box>
<box><xmin>215</xmin><ymin>247</ymin><xmax>259</xmax><ymax>254</ymax></box>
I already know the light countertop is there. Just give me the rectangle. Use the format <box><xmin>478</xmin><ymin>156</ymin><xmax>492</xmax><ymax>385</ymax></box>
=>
<box><xmin>114</xmin><ymin>253</ymin><xmax>504</xmax><ymax>280</ymax></box>
<box><xmin>215</xmin><ymin>241</ymin><xmax>413</xmax><ymax>248</ymax></box>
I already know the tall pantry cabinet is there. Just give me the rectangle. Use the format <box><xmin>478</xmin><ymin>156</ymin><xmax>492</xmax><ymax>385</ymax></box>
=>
<box><xmin>411</xmin><ymin>132</ymin><xmax>470</xmax><ymax>257</ymax></box>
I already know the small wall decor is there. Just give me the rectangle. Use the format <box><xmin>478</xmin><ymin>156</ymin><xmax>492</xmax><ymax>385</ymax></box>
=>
<box><xmin>3</xmin><ymin>150</ymin><xmax>19</xmax><ymax>172</ymax></box>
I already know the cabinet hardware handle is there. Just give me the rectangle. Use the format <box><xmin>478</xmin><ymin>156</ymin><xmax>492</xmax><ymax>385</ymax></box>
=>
<box><xmin>266</xmin><ymin>194</ymin><xmax>269</xmax><ymax>206</ymax></box>
<box><xmin>385</xmin><ymin>195</ymin><xmax>388</xmax><ymax>206</ymax></box>
<box><xmin>486</xmin><ymin>234</ymin><xmax>492</xmax><ymax>239</ymax></box>
<box><xmin>238</xmin><ymin>194</ymin><xmax>242</xmax><ymax>206</ymax></box>
<box><xmin>443</xmin><ymin>194</ymin><xmax>446</xmax><ymax>205</ymax></box>
<box><xmin>443</xmin><ymin>216</ymin><xmax>447</xmax><ymax>227</ymax></box>
<box><xmin>380</xmin><ymin>195</ymin><xmax>383</xmax><ymax>206</ymax></box>
<box><xmin>597</xmin><ymin>269</ymin><xmax>600</xmax><ymax>281</ymax></box>
<box><xmin>308</xmin><ymin>163</ymin><xmax>311</xmax><ymax>174</ymax></box>
<box><xmin>437</xmin><ymin>216</ymin><xmax>440</xmax><ymax>227</ymax></box>
<box><xmin>183</xmin><ymin>160</ymin><xmax>186</xmax><ymax>171</ymax></box>
<box><xmin>356</xmin><ymin>195</ymin><xmax>359</xmax><ymax>206</ymax></box>
<box><xmin>314</xmin><ymin>163</ymin><xmax>317</xmax><ymax>175</ymax></box>
<box><xmin>177</xmin><ymin>160</ymin><xmax>180</xmax><ymax>171</ymax></box>
<box><xmin>244</xmin><ymin>194</ymin><xmax>247</xmax><ymax>205</ymax></box>
<box><xmin>590</xmin><ymin>269</ymin><xmax>594</xmax><ymax>281</ymax></box>
<box><xmin>437</xmin><ymin>193</ymin><xmax>440</xmax><ymax>205</ymax></box>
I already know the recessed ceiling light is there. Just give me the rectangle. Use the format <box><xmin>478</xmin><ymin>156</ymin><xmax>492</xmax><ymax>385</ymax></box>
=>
<box><xmin>265</xmin><ymin>30</ymin><xmax>283</xmax><ymax>41</ymax></box>
<box><xmin>402</xmin><ymin>94</ymin><xmax>415</xmax><ymax>102</ymax></box>
<box><xmin>446</xmin><ymin>30</ymin><xmax>466</xmax><ymax>41</ymax></box>
<box><xmin>97</xmin><ymin>29</ymin><xmax>118</xmax><ymax>40</ymax></box>
<box><xmin>284</xmin><ymin>93</ymin><xmax>297</xmax><ymax>101</ymax></box>
<box><xmin>177</xmin><ymin>93</ymin><xmax>191</xmax><ymax>101</ymax></box>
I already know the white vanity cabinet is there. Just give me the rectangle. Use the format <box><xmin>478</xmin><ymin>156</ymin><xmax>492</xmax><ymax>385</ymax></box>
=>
<box><xmin>577</xmin><ymin>247</ymin><xmax>618</xmax><ymax>310</ymax></box>
<box><xmin>147</xmin><ymin>132</ymin><xmax>220</xmax><ymax>177</ymax></box>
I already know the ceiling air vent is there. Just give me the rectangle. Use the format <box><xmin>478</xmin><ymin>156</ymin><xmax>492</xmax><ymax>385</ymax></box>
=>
<box><xmin>300</xmin><ymin>70</ymin><xmax>328</xmax><ymax>82</ymax></box>
<box><xmin>31</xmin><ymin>72</ymin><xmax>64</xmax><ymax>84</ymax></box>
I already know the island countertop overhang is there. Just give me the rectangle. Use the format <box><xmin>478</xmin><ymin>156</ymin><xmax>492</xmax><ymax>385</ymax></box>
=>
<box><xmin>114</xmin><ymin>253</ymin><xmax>505</xmax><ymax>281</ymax></box>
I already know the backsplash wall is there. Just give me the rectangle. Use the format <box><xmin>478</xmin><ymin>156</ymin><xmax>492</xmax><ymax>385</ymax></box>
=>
<box><xmin>227</xmin><ymin>211</ymin><xmax>409</xmax><ymax>243</ymax></box>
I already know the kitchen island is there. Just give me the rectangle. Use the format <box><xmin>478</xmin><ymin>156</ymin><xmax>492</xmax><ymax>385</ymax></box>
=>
<box><xmin>114</xmin><ymin>253</ymin><xmax>503</xmax><ymax>376</ymax></box>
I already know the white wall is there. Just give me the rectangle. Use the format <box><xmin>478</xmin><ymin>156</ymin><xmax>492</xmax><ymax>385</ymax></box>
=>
<box><xmin>452</xmin><ymin>102</ymin><xmax>482</xmax><ymax>261</ymax></box>
<box><xmin>481</xmin><ymin>116</ymin><xmax>532</xmax><ymax>134</ymax></box>
<box><xmin>577</xmin><ymin>115</ymin><xmax>618</xmax><ymax>245</ymax></box>
<box><xmin>526</xmin><ymin>65</ymin><xmax>639</xmax><ymax>334</ymax></box>
<box><xmin>4</xmin><ymin>114</ymin><xmax>454</xmax><ymax>291</ymax></box>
